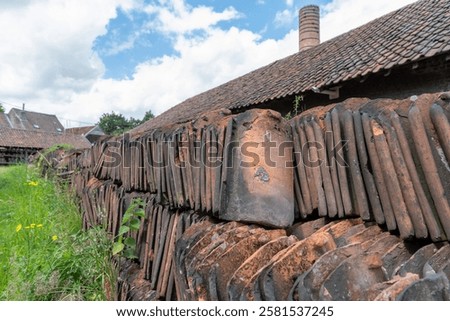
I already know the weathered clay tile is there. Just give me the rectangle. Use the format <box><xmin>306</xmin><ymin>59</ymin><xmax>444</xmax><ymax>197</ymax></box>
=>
<box><xmin>397</xmin><ymin>273</ymin><xmax>450</xmax><ymax>301</ymax></box>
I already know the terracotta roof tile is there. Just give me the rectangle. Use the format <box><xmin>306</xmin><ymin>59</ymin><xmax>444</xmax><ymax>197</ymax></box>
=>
<box><xmin>131</xmin><ymin>0</ymin><xmax>450</xmax><ymax>134</ymax></box>
<box><xmin>0</xmin><ymin>127</ymin><xmax>91</xmax><ymax>149</ymax></box>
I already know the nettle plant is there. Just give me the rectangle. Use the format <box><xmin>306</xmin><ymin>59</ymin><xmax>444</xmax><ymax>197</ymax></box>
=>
<box><xmin>113</xmin><ymin>198</ymin><xmax>146</xmax><ymax>259</ymax></box>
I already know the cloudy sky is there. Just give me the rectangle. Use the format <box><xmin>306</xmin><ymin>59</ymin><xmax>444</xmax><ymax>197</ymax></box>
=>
<box><xmin>0</xmin><ymin>0</ymin><xmax>416</xmax><ymax>127</ymax></box>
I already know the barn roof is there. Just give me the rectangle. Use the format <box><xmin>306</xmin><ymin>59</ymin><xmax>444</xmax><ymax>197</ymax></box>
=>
<box><xmin>6</xmin><ymin>108</ymin><xmax>65</xmax><ymax>133</ymax></box>
<box><xmin>132</xmin><ymin>0</ymin><xmax>450</xmax><ymax>134</ymax></box>
<box><xmin>0</xmin><ymin>127</ymin><xmax>91</xmax><ymax>150</ymax></box>
<box><xmin>65</xmin><ymin>126</ymin><xmax>96</xmax><ymax>136</ymax></box>
<box><xmin>0</xmin><ymin>113</ymin><xmax>12</xmax><ymax>128</ymax></box>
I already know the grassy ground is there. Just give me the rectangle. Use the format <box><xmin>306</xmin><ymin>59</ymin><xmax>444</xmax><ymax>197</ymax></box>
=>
<box><xmin>0</xmin><ymin>165</ymin><xmax>116</xmax><ymax>300</ymax></box>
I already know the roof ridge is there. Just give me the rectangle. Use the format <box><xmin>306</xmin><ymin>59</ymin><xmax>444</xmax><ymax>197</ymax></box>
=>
<box><xmin>0</xmin><ymin>126</ymin><xmax>77</xmax><ymax>136</ymax></box>
<box><xmin>10</xmin><ymin>107</ymin><xmax>58</xmax><ymax>117</ymax></box>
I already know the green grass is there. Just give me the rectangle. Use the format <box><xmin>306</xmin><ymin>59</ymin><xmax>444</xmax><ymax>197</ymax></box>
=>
<box><xmin>0</xmin><ymin>165</ymin><xmax>116</xmax><ymax>300</ymax></box>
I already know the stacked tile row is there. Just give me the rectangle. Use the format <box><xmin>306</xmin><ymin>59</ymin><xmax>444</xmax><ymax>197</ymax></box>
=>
<box><xmin>74</xmin><ymin>109</ymin><xmax>294</xmax><ymax>228</ymax></box>
<box><xmin>60</xmin><ymin>93</ymin><xmax>450</xmax><ymax>301</ymax></box>
<box><xmin>291</xmin><ymin>94</ymin><xmax>450</xmax><ymax>240</ymax></box>
<box><xmin>69</xmin><ymin>173</ymin><xmax>205</xmax><ymax>300</ymax></box>
<box><xmin>175</xmin><ymin>218</ymin><xmax>450</xmax><ymax>301</ymax></box>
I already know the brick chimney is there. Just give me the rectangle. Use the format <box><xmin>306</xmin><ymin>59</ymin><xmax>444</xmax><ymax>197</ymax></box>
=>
<box><xmin>299</xmin><ymin>5</ymin><xmax>320</xmax><ymax>52</ymax></box>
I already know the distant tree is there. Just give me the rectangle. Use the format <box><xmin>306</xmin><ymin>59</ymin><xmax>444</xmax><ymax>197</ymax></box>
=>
<box><xmin>0</xmin><ymin>103</ymin><xmax>5</xmax><ymax>113</ymax></box>
<box><xmin>141</xmin><ymin>110</ymin><xmax>155</xmax><ymax>123</ymax></box>
<box><xmin>128</xmin><ymin>117</ymin><xmax>142</xmax><ymax>129</ymax></box>
<box><xmin>97</xmin><ymin>109</ymin><xmax>155</xmax><ymax>135</ymax></box>
<box><xmin>97</xmin><ymin>111</ymin><xmax>131</xmax><ymax>135</ymax></box>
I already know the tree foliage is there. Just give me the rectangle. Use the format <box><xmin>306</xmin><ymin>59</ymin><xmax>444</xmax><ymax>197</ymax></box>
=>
<box><xmin>97</xmin><ymin>110</ymin><xmax>154</xmax><ymax>135</ymax></box>
<box><xmin>142</xmin><ymin>110</ymin><xmax>155</xmax><ymax>123</ymax></box>
<box><xmin>0</xmin><ymin>103</ymin><xmax>5</xmax><ymax>113</ymax></box>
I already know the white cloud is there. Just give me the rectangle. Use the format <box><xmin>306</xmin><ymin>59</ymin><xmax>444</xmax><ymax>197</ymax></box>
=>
<box><xmin>101</xmin><ymin>30</ymin><xmax>145</xmax><ymax>56</ymax></box>
<box><xmin>320</xmin><ymin>0</ymin><xmax>417</xmax><ymax>41</ymax></box>
<box><xmin>285</xmin><ymin>0</ymin><xmax>294</xmax><ymax>7</ymax></box>
<box><xmin>0</xmin><ymin>0</ymin><xmax>420</xmax><ymax>127</ymax></box>
<box><xmin>64</xmin><ymin>27</ymin><xmax>298</xmax><ymax>122</ymax></box>
<box><xmin>0</xmin><ymin>1</ymin><xmax>33</xmax><ymax>10</ymax></box>
<box><xmin>274</xmin><ymin>9</ymin><xmax>296</xmax><ymax>28</ymax></box>
<box><xmin>144</xmin><ymin>1</ymin><xmax>240</xmax><ymax>35</ymax></box>
<box><xmin>0</xmin><ymin>0</ymin><xmax>139</xmax><ymax>109</ymax></box>
<box><xmin>1</xmin><ymin>0</ymin><xmax>296</xmax><ymax>125</ymax></box>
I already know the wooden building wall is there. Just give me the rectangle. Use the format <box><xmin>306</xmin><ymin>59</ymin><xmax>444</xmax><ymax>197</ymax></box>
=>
<box><xmin>0</xmin><ymin>147</ymin><xmax>38</xmax><ymax>165</ymax></box>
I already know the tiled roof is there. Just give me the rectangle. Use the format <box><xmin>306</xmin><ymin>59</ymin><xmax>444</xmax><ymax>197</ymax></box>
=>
<box><xmin>65</xmin><ymin>126</ymin><xmax>95</xmax><ymax>135</ymax></box>
<box><xmin>66</xmin><ymin>125</ymin><xmax>105</xmax><ymax>137</ymax></box>
<box><xmin>0</xmin><ymin>127</ymin><xmax>91</xmax><ymax>149</ymax></box>
<box><xmin>132</xmin><ymin>0</ymin><xmax>450</xmax><ymax>134</ymax></box>
<box><xmin>7</xmin><ymin>108</ymin><xmax>64</xmax><ymax>133</ymax></box>
<box><xmin>0</xmin><ymin>113</ymin><xmax>12</xmax><ymax>128</ymax></box>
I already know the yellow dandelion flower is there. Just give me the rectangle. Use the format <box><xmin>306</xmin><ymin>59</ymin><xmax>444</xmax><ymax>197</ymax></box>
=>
<box><xmin>30</xmin><ymin>223</ymin><xmax>36</xmax><ymax>229</ymax></box>
<box><xmin>25</xmin><ymin>226</ymin><xmax>31</xmax><ymax>229</ymax></box>
<box><xmin>27</xmin><ymin>181</ymin><xmax>38</xmax><ymax>187</ymax></box>
<box><xmin>52</xmin><ymin>235</ymin><xmax>58</xmax><ymax>241</ymax></box>
<box><xmin>16</xmin><ymin>224</ymin><xmax>22</xmax><ymax>232</ymax></box>
<box><xmin>37</xmin><ymin>224</ymin><xmax>43</xmax><ymax>228</ymax></box>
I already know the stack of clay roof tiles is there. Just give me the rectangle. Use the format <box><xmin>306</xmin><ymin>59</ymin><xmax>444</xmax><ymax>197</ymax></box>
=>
<box><xmin>61</xmin><ymin>0</ymin><xmax>450</xmax><ymax>301</ymax></box>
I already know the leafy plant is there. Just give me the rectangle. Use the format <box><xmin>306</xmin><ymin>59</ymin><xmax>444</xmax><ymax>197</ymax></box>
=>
<box><xmin>141</xmin><ymin>110</ymin><xmax>155</xmax><ymax>123</ymax></box>
<box><xmin>284</xmin><ymin>95</ymin><xmax>305</xmax><ymax>120</ymax></box>
<box><xmin>0</xmin><ymin>165</ymin><xmax>116</xmax><ymax>300</ymax></box>
<box><xmin>36</xmin><ymin>144</ymin><xmax>74</xmax><ymax>172</ymax></box>
<box><xmin>113</xmin><ymin>198</ymin><xmax>146</xmax><ymax>259</ymax></box>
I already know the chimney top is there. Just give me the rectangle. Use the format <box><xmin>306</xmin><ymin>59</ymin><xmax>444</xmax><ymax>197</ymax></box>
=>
<box><xmin>299</xmin><ymin>5</ymin><xmax>320</xmax><ymax>52</ymax></box>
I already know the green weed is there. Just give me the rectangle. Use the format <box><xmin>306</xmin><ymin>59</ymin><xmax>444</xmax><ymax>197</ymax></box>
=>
<box><xmin>113</xmin><ymin>198</ymin><xmax>145</xmax><ymax>259</ymax></box>
<box><xmin>284</xmin><ymin>95</ymin><xmax>305</xmax><ymax>120</ymax></box>
<box><xmin>0</xmin><ymin>165</ymin><xmax>116</xmax><ymax>300</ymax></box>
